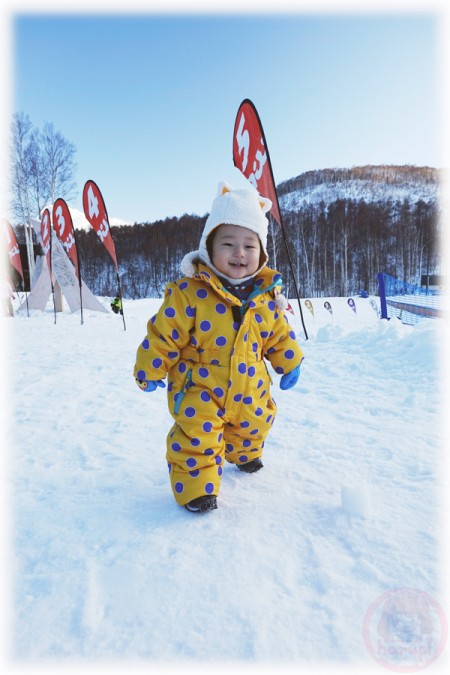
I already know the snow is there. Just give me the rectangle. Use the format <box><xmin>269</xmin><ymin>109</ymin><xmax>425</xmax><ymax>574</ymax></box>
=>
<box><xmin>1</xmin><ymin>292</ymin><xmax>449</xmax><ymax>673</ymax></box>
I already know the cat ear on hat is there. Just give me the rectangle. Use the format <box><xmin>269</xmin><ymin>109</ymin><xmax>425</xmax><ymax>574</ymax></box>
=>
<box><xmin>217</xmin><ymin>181</ymin><xmax>232</xmax><ymax>196</ymax></box>
<box><xmin>259</xmin><ymin>195</ymin><xmax>272</xmax><ymax>215</ymax></box>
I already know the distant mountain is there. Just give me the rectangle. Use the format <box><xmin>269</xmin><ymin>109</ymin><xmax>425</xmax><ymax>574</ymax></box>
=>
<box><xmin>277</xmin><ymin>165</ymin><xmax>439</xmax><ymax>212</ymax></box>
<box><xmin>69</xmin><ymin>206</ymin><xmax>131</xmax><ymax>231</ymax></box>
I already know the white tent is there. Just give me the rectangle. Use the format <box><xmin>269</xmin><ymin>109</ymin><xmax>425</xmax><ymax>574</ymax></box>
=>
<box><xmin>17</xmin><ymin>219</ymin><xmax>107</xmax><ymax>315</ymax></box>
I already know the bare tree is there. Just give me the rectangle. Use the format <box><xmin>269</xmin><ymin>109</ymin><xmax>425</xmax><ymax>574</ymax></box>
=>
<box><xmin>40</xmin><ymin>122</ymin><xmax>77</xmax><ymax>204</ymax></box>
<box><xmin>267</xmin><ymin>215</ymin><xmax>282</xmax><ymax>269</ymax></box>
<box><xmin>10</xmin><ymin>112</ymin><xmax>37</xmax><ymax>278</ymax></box>
<box><xmin>10</xmin><ymin>113</ymin><xmax>77</xmax><ymax>283</ymax></box>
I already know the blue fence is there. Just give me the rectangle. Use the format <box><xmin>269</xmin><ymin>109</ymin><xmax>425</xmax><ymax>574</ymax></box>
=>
<box><xmin>377</xmin><ymin>273</ymin><xmax>446</xmax><ymax>326</ymax></box>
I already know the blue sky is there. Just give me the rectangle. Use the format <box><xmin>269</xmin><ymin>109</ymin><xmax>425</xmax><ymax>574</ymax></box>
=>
<box><xmin>9</xmin><ymin>7</ymin><xmax>444</xmax><ymax>224</ymax></box>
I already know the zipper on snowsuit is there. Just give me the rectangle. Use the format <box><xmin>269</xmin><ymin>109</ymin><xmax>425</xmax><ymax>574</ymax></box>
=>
<box><xmin>226</xmin><ymin>278</ymin><xmax>283</xmax><ymax>326</ymax></box>
<box><xmin>174</xmin><ymin>368</ymin><xmax>193</xmax><ymax>414</ymax></box>
<box><xmin>240</xmin><ymin>278</ymin><xmax>283</xmax><ymax>315</ymax></box>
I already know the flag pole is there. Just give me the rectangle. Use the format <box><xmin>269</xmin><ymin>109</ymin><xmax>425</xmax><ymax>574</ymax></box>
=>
<box><xmin>266</xmin><ymin>182</ymin><xmax>309</xmax><ymax>341</ymax></box>
<box><xmin>73</xmin><ymin>228</ymin><xmax>84</xmax><ymax>325</ymax></box>
<box><xmin>49</xmin><ymin>233</ymin><xmax>57</xmax><ymax>325</ymax></box>
<box><xmin>116</xmin><ymin>271</ymin><xmax>126</xmax><ymax>331</ymax></box>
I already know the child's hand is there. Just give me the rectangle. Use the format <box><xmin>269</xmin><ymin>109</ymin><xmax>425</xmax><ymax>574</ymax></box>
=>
<box><xmin>279</xmin><ymin>364</ymin><xmax>300</xmax><ymax>390</ymax></box>
<box><xmin>136</xmin><ymin>378</ymin><xmax>166</xmax><ymax>392</ymax></box>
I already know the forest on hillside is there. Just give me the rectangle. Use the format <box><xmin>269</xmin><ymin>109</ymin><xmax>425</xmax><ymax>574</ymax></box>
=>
<box><xmin>69</xmin><ymin>195</ymin><xmax>439</xmax><ymax>299</ymax></box>
<box><xmin>11</xmin><ymin>175</ymin><xmax>440</xmax><ymax>300</ymax></box>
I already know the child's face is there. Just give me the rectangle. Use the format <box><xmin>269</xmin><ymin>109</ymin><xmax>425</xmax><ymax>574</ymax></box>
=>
<box><xmin>211</xmin><ymin>224</ymin><xmax>261</xmax><ymax>279</ymax></box>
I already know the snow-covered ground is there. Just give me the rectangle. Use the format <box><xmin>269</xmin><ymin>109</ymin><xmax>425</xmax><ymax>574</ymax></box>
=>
<box><xmin>1</xmin><ymin>292</ymin><xmax>449</xmax><ymax>673</ymax></box>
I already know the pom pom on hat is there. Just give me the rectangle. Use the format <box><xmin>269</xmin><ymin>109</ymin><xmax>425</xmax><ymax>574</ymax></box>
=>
<box><xmin>180</xmin><ymin>181</ymin><xmax>272</xmax><ymax>279</ymax></box>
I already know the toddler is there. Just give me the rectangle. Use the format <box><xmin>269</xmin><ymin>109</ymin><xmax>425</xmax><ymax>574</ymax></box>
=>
<box><xmin>134</xmin><ymin>182</ymin><xmax>304</xmax><ymax>512</ymax></box>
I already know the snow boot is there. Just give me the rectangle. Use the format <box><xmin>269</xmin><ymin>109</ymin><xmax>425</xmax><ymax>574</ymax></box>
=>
<box><xmin>184</xmin><ymin>495</ymin><xmax>218</xmax><ymax>513</ymax></box>
<box><xmin>238</xmin><ymin>458</ymin><xmax>263</xmax><ymax>473</ymax></box>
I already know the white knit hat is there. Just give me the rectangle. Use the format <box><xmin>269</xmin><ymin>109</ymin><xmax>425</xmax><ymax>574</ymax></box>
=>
<box><xmin>180</xmin><ymin>181</ymin><xmax>272</xmax><ymax>282</ymax></box>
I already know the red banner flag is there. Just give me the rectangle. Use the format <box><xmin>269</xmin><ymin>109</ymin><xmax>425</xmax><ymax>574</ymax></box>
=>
<box><xmin>52</xmin><ymin>198</ymin><xmax>80</xmax><ymax>280</ymax></box>
<box><xmin>40</xmin><ymin>208</ymin><xmax>52</xmax><ymax>277</ymax></box>
<box><xmin>233</xmin><ymin>98</ymin><xmax>281</xmax><ymax>224</ymax></box>
<box><xmin>232</xmin><ymin>98</ymin><xmax>309</xmax><ymax>340</ymax></box>
<box><xmin>82</xmin><ymin>180</ymin><xmax>118</xmax><ymax>271</ymax></box>
<box><xmin>2</xmin><ymin>219</ymin><xmax>24</xmax><ymax>281</ymax></box>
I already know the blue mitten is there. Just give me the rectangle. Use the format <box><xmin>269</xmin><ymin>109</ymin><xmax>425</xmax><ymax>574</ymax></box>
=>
<box><xmin>279</xmin><ymin>364</ymin><xmax>300</xmax><ymax>390</ymax></box>
<box><xmin>136</xmin><ymin>378</ymin><xmax>166</xmax><ymax>392</ymax></box>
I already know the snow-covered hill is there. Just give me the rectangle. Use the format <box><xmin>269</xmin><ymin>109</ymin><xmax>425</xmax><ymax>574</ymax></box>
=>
<box><xmin>3</xmin><ymin>293</ymin><xmax>448</xmax><ymax>670</ymax></box>
<box><xmin>278</xmin><ymin>165</ymin><xmax>439</xmax><ymax>211</ymax></box>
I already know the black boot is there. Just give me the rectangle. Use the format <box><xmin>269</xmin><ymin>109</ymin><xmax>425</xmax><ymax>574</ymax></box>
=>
<box><xmin>237</xmin><ymin>458</ymin><xmax>263</xmax><ymax>473</ymax></box>
<box><xmin>185</xmin><ymin>495</ymin><xmax>218</xmax><ymax>513</ymax></box>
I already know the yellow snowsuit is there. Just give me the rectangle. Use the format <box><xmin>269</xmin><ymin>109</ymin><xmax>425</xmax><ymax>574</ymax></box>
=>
<box><xmin>134</xmin><ymin>262</ymin><xmax>304</xmax><ymax>505</ymax></box>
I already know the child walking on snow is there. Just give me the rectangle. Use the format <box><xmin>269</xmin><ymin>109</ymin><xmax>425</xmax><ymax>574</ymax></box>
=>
<box><xmin>134</xmin><ymin>182</ymin><xmax>304</xmax><ymax>513</ymax></box>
